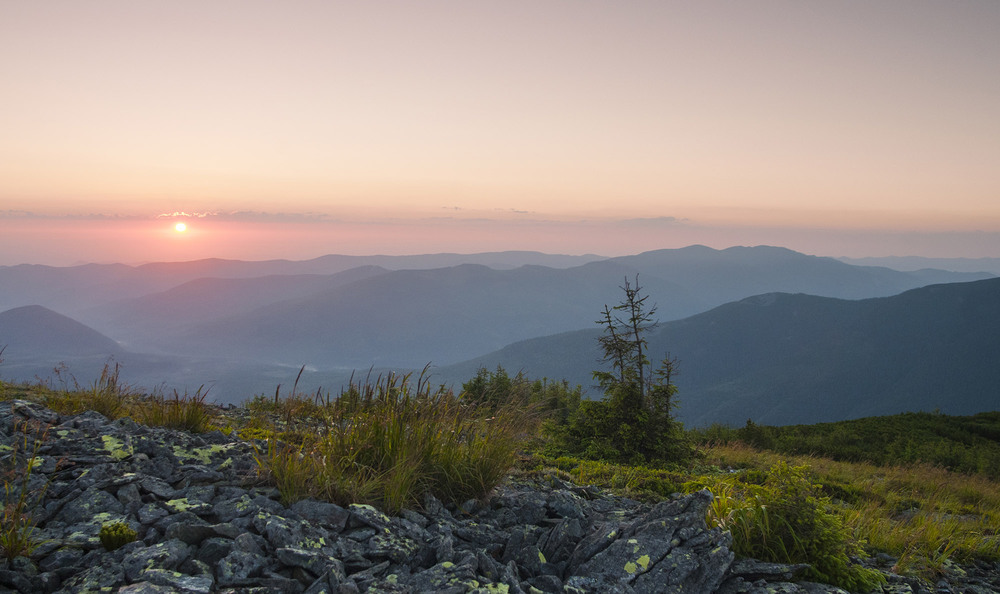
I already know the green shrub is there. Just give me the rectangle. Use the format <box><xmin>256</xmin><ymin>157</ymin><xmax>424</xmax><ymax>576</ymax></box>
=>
<box><xmin>99</xmin><ymin>521</ymin><xmax>138</xmax><ymax>551</ymax></box>
<box><xmin>700</xmin><ymin>462</ymin><xmax>885</xmax><ymax>592</ymax></box>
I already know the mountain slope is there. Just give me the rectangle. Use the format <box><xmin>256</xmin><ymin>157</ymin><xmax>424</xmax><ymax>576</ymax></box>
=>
<box><xmin>145</xmin><ymin>246</ymin><xmax>993</xmax><ymax>369</ymax></box>
<box><xmin>435</xmin><ymin>277</ymin><xmax>1000</xmax><ymax>426</ymax></box>
<box><xmin>0</xmin><ymin>305</ymin><xmax>124</xmax><ymax>359</ymax></box>
<box><xmin>165</xmin><ymin>262</ymin><xmax>649</xmax><ymax>367</ymax></box>
<box><xmin>78</xmin><ymin>266</ymin><xmax>392</xmax><ymax>351</ymax></box>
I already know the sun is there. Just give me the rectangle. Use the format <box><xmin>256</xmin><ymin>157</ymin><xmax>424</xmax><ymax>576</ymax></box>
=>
<box><xmin>174</xmin><ymin>222</ymin><xmax>187</xmax><ymax>233</ymax></box>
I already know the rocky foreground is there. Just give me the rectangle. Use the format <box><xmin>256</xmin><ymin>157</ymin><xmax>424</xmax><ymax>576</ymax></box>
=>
<box><xmin>1</xmin><ymin>400</ymin><xmax>997</xmax><ymax>594</ymax></box>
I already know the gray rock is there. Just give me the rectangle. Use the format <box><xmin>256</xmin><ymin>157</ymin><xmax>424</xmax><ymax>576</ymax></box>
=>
<box><xmin>59</xmin><ymin>563</ymin><xmax>126</xmax><ymax>593</ymax></box>
<box><xmin>138</xmin><ymin>502</ymin><xmax>169</xmax><ymax>525</ymax></box>
<box><xmin>121</xmin><ymin>539</ymin><xmax>193</xmax><ymax>582</ymax></box>
<box><xmin>142</xmin><ymin>568</ymin><xmax>215</xmax><ymax>593</ymax></box>
<box><xmin>538</xmin><ymin>516</ymin><xmax>584</xmax><ymax>566</ymax></box>
<box><xmin>726</xmin><ymin>559</ymin><xmax>812</xmax><ymax>582</ymax></box>
<box><xmin>216</xmin><ymin>549</ymin><xmax>268</xmax><ymax>586</ymax></box>
<box><xmin>116</xmin><ymin>481</ymin><xmax>143</xmax><ymax>506</ymax></box>
<box><xmin>211</xmin><ymin>493</ymin><xmax>256</xmax><ymax>522</ymax></box>
<box><xmin>117</xmin><ymin>583</ymin><xmax>177</xmax><ymax>594</ymax></box>
<box><xmin>165</xmin><ymin>521</ymin><xmax>221</xmax><ymax>545</ymax></box>
<box><xmin>571</xmin><ymin>490</ymin><xmax>734</xmax><ymax>593</ymax></box>
<box><xmin>0</xmin><ymin>568</ymin><xmax>36</xmax><ymax>593</ymax></box>
<box><xmin>9</xmin><ymin>399</ymin><xmax>61</xmax><ymax>424</ymax></box>
<box><xmin>291</xmin><ymin>499</ymin><xmax>351</xmax><ymax>532</ymax></box>
<box><xmin>196</xmin><ymin>537</ymin><xmax>234</xmax><ymax>565</ymax></box>
<box><xmin>276</xmin><ymin>547</ymin><xmax>346</xmax><ymax>579</ymax></box>
<box><xmin>55</xmin><ymin>486</ymin><xmax>124</xmax><ymax>525</ymax></box>
<box><xmin>139</xmin><ymin>476</ymin><xmax>178</xmax><ymax>499</ymax></box>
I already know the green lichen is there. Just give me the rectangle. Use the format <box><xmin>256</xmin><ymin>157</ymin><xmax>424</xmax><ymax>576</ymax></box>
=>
<box><xmin>172</xmin><ymin>443</ymin><xmax>231</xmax><ymax>465</ymax></box>
<box><xmin>102</xmin><ymin>435</ymin><xmax>132</xmax><ymax>460</ymax></box>
<box><xmin>90</xmin><ymin>512</ymin><xmax>115</xmax><ymax>524</ymax></box>
<box><xmin>625</xmin><ymin>553</ymin><xmax>651</xmax><ymax>575</ymax></box>
<box><xmin>300</xmin><ymin>537</ymin><xmax>326</xmax><ymax>549</ymax></box>
<box><xmin>164</xmin><ymin>498</ymin><xmax>205</xmax><ymax>513</ymax></box>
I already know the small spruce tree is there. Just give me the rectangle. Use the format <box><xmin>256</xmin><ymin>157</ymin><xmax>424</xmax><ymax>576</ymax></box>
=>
<box><xmin>552</xmin><ymin>275</ymin><xmax>691</xmax><ymax>465</ymax></box>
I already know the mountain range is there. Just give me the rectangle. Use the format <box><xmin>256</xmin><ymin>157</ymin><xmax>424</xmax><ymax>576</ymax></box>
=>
<box><xmin>436</xmin><ymin>277</ymin><xmax>1000</xmax><ymax>426</ymax></box>
<box><xmin>0</xmin><ymin>246</ymin><xmax>997</xmax><ymax>425</ymax></box>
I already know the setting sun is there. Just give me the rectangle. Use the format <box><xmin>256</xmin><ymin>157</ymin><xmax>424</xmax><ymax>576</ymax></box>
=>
<box><xmin>174</xmin><ymin>222</ymin><xmax>187</xmax><ymax>233</ymax></box>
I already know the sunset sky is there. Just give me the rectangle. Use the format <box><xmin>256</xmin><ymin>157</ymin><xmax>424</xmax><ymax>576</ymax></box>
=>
<box><xmin>2</xmin><ymin>1</ymin><xmax>999</xmax><ymax>265</ymax></box>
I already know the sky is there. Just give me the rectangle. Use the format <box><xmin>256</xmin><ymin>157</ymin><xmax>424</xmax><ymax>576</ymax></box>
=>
<box><xmin>2</xmin><ymin>1</ymin><xmax>999</xmax><ymax>266</ymax></box>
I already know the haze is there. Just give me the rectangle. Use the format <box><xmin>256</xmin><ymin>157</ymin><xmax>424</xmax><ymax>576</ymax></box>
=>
<box><xmin>2</xmin><ymin>1</ymin><xmax>998</xmax><ymax>265</ymax></box>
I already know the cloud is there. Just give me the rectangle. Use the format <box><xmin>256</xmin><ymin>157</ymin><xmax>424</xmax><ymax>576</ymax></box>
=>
<box><xmin>0</xmin><ymin>210</ymin><xmax>39</xmax><ymax>219</ymax></box>
<box><xmin>0</xmin><ymin>210</ymin><xmax>150</xmax><ymax>221</ymax></box>
<box><xmin>618</xmin><ymin>216</ymin><xmax>689</xmax><ymax>227</ymax></box>
<box><xmin>216</xmin><ymin>211</ymin><xmax>335</xmax><ymax>223</ymax></box>
<box><xmin>156</xmin><ymin>211</ymin><xmax>213</xmax><ymax>219</ymax></box>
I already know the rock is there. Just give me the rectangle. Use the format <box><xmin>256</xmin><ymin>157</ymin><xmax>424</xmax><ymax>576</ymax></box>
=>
<box><xmin>54</xmin><ymin>486</ymin><xmax>124</xmax><ymax>525</ymax></box>
<box><xmin>8</xmin><ymin>402</ymin><xmax>980</xmax><ymax>594</ymax></box>
<box><xmin>290</xmin><ymin>499</ymin><xmax>351</xmax><ymax>532</ymax></box>
<box><xmin>117</xmin><ymin>582</ymin><xmax>178</xmax><ymax>594</ymax></box>
<box><xmin>121</xmin><ymin>539</ymin><xmax>193</xmax><ymax>582</ymax></box>
<box><xmin>216</xmin><ymin>549</ymin><xmax>268</xmax><ymax>586</ymax></box>
<box><xmin>569</xmin><ymin>490</ymin><xmax>735</xmax><ymax>593</ymax></box>
<box><xmin>142</xmin><ymin>568</ymin><xmax>214</xmax><ymax>593</ymax></box>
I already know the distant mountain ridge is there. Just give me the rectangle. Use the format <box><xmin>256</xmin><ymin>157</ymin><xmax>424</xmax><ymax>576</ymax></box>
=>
<box><xmin>70</xmin><ymin>246</ymin><xmax>997</xmax><ymax>368</ymax></box>
<box><xmin>436</xmin><ymin>277</ymin><xmax>1000</xmax><ymax>426</ymax></box>
<box><xmin>0</xmin><ymin>251</ymin><xmax>607</xmax><ymax>315</ymax></box>
<box><xmin>840</xmin><ymin>255</ymin><xmax>1000</xmax><ymax>275</ymax></box>
<box><xmin>1</xmin><ymin>246</ymin><xmax>996</xmax><ymax>424</ymax></box>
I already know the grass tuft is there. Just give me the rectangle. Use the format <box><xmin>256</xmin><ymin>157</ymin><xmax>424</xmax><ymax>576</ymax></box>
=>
<box><xmin>253</xmin><ymin>372</ymin><xmax>532</xmax><ymax>513</ymax></box>
<box><xmin>131</xmin><ymin>387</ymin><xmax>214</xmax><ymax>433</ymax></box>
<box><xmin>1</xmin><ymin>416</ymin><xmax>52</xmax><ymax>560</ymax></box>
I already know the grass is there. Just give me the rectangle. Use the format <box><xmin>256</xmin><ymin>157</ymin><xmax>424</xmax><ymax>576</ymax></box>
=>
<box><xmin>1</xmin><ymin>417</ymin><xmax>51</xmax><ymax>560</ymax></box>
<box><xmin>1</xmin><ymin>362</ymin><xmax>217</xmax><ymax>434</ymax></box>
<box><xmin>251</xmin><ymin>371</ymin><xmax>536</xmax><ymax>513</ymax></box>
<box><xmin>693</xmin><ymin>412</ymin><xmax>1000</xmax><ymax>477</ymax></box>
<box><xmin>700</xmin><ymin>443</ymin><xmax>1000</xmax><ymax>582</ymax></box>
<box><xmin>516</xmin><ymin>433</ymin><xmax>1000</xmax><ymax>588</ymax></box>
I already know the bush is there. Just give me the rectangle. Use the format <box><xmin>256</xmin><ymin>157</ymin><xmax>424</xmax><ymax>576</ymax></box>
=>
<box><xmin>99</xmin><ymin>521</ymin><xmax>138</xmax><ymax>551</ymax></box>
<box><xmin>699</xmin><ymin>462</ymin><xmax>885</xmax><ymax>591</ymax></box>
